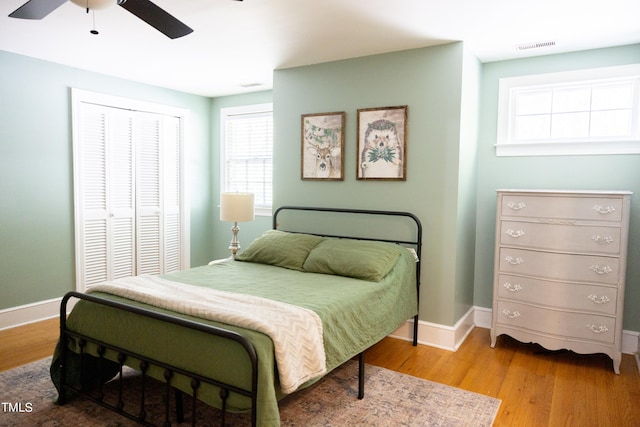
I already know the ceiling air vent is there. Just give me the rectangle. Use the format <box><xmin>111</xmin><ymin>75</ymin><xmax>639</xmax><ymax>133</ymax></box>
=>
<box><xmin>516</xmin><ymin>40</ymin><xmax>556</xmax><ymax>51</ymax></box>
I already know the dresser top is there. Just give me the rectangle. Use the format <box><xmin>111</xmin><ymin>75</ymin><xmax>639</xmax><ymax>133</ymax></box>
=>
<box><xmin>497</xmin><ymin>189</ymin><xmax>633</xmax><ymax>195</ymax></box>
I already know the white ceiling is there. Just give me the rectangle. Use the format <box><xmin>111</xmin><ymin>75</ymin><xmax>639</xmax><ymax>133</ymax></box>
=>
<box><xmin>1</xmin><ymin>0</ymin><xmax>639</xmax><ymax>97</ymax></box>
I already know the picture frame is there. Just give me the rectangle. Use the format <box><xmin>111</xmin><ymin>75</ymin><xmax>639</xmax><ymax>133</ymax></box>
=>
<box><xmin>357</xmin><ymin>105</ymin><xmax>407</xmax><ymax>180</ymax></box>
<box><xmin>301</xmin><ymin>111</ymin><xmax>345</xmax><ymax>180</ymax></box>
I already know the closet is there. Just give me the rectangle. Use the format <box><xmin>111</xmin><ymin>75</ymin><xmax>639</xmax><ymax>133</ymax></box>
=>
<box><xmin>72</xmin><ymin>89</ymin><xmax>189</xmax><ymax>291</ymax></box>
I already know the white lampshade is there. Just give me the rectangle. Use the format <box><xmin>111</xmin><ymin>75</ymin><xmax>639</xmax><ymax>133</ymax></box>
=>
<box><xmin>70</xmin><ymin>0</ymin><xmax>115</xmax><ymax>10</ymax></box>
<box><xmin>220</xmin><ymin>192</ymin><xmax>255</xmax><ymax>222</ymax></box>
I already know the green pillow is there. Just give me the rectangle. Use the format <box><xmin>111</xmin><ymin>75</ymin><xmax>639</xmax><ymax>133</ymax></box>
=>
<box><xmin>235</xmin><ymin>230</ymin><xmax>324</xmax><ymax>271</ymax></box>
<box><xmin>303</xmin><ymin>238</ymin><xmax>403</xmax><ymax>281</ymax></box>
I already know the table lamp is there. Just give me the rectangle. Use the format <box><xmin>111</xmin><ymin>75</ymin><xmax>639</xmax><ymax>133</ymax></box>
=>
<box><xmin>220</xmin><ymin>192</ymin><xmax>255</xmax><ymax>258</ymax></box>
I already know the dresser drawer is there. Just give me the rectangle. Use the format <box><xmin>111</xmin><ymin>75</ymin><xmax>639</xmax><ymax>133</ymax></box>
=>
<box><xmin>497</xmin><ymin>274</ymin><xmax>618</xmax><ymax>315</ymax></box>
<box><xmin>501</xmin><ymin>194</ymin><xmax>624</xmax><ymax>222</ymax></box>
<box><xmin>500</xmin><ymin>221</ymin><xmax>622</xmax><ymax>255</ymax></box>
<box><xmin>496</xmin><ymin>301</ymin><xmax>616</xmax><ymax>344</ymax></box>
<box><xmin>499</xmin><ymin>248</ymin><xmax>620</xmax><ymax>285</ymax></box>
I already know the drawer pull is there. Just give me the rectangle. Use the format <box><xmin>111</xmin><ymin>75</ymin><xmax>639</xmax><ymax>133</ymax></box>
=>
<box><xmin>591</xmin><ymin>234</ymin><xmax>614</xmax><ymax>245</ymax></box>
<box><xmin>507</xmin><ymin>202</ymin><xmax>526</xmax><ymax>210</ymax></box>
<box><xmin>505</xmin><ymin>256</ymin><xmax>524</xmax><ymax>265</ymax></box>
<box><xmin>589</xmin><ymin>265</ymin><xmax>612</xmax><ymax>275</ymax></box>
<box><xmin>586</xmin><ymin>324</ymin><xmax>609</xmax><ymax>334</ymax></box>
<box><xmin>503</xmin><ymin>282</ymin><xmax>523</xmax><ymax>292</ymax></box>
<box><xmin>506</xmin><ymin>229</ymin><xmax>525</xmax><ymax>238</ymax></box>
<box><xmin>502</xmin><ymin>309</ymin><xmax>520</xmax><ymax>319</ymax></box>
<box><xmin>592</xmin><ymin>205</ymin><xmax>616</xmax><ymax>214</ymax></box>
<box><xmin>587</xmin><ymin>294</ymin><xmax>610</xmax><ymax>304</ymax></box>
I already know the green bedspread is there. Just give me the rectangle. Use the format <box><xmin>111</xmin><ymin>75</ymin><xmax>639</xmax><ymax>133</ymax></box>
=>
<box><xmin>51</xmin><ymin>248</ymin><xmax>417</xmax><ymax>426</ymax></box>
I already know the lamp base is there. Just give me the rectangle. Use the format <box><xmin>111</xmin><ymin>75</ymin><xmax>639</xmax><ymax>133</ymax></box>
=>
<box><xmin>228</xmin><ymin>222</ymin><xmax>241</xmax><ymax>258</ymax></box>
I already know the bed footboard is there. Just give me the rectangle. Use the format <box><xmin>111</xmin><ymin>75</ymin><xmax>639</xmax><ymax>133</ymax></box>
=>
<box><xmin>56</xmin><ymin>291</ymin><xmax>259</xmax><ymax>427</ymax></box>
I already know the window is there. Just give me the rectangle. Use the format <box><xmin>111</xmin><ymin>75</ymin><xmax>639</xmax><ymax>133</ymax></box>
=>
<box><xmin>221</xmin><ymin>103</ymin><xmax>273</xmax><ymax>215</ymax></box>
<box><xmin>496</xmin><ymin>64</ymin><xmax>640</xmax><ymax>156</ymax></box>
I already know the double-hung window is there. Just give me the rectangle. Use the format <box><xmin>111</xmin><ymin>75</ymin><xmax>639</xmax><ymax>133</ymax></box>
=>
<box><xmin>220</xmin><ymin>103</ymin><xmax>273</xmax><ymax>215</ymax></box>
<box><xmin>496</xmin><ymin>64</ymin><xmax>640</xmax><ymax>156</ymax></box>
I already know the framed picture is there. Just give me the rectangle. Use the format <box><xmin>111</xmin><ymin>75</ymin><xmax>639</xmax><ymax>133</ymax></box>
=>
<box><xmin>301</xmin><ymin>112</ymin><xmax>345</xmax><ymax>180</ymax></box>
<box><xmin>357</xmin><ymin>105</ymin><xmax>407</xmax><ymax>180</ymax></box>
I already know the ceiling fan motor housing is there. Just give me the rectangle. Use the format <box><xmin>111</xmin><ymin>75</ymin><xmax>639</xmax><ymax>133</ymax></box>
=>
<box><xmin>69</xmin><ymin>0</ymin><xmax>126</xmax><ymax>10</ymax></box>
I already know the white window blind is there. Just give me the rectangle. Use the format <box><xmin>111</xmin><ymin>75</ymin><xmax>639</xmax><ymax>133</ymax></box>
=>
<box><xmin>497</xmin><ymin>64</ymin><xmax>640</xmax><ymax>156</ymax></box>
<box><xmin>221</xmin><ymin>104</ymin><xmax>273</xmax><ymax>212</ymax></box>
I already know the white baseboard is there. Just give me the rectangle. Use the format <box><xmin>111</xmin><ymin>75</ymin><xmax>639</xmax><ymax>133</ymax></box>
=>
<box><xmin>391</xmin><ymin>306</ymin><xmax>640</xmax><ymax>356</ymax></box>
<box><xmin>0</xmin><ymin>297</ymin><xmax>76</xmax><ymax>331</ymax></box>
<box><xmin>3</xmin><ymin>299</ymin><xmax>639</xmax><ymax>358</ymax></box>
<box><xmin>390</xmin><ymin>307</ymin><xmax>476</xmax><ymax>352</ymax></box>
<box><xmin>623</xmin><ymin>330</ymin><xmax>640</xmax><ymax>355</ymax></box>
<box><xmin>473</xmin><ymin>306</ymin><xmax>493</xmax><ymax>329</ymax></box>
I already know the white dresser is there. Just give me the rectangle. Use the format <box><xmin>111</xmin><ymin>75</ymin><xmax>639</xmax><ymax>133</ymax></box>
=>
<box><xmin>490</xmin><ymin>190</ymin><xmax>632</xmax><ymax>374</ymax></box>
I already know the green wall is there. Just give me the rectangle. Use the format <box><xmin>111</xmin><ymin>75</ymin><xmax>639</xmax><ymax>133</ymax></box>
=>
<box><xmin>0</xmin><ymin>50</ymin><xmax>212</xmax><ymax>309</ymax></box>
<box><xmin>473</xmin><ymin>44</ymin><xmax>640</xmax><ymax>331</ymax></box>
<box><xmin>271</xmin><ymin>43</ymin><xmax>477</xmax><ymax>326</ymax></box>
<box><xmin>454</xmin><ymin>50</ymin><xmax>481</xmax><ymax>321</ymax></box>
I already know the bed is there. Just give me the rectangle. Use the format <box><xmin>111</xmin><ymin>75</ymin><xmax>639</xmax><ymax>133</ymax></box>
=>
<box><xmin>50</xmin><ymin>206</ymin><xmax>422</xmax><ymax>426</ymax></box>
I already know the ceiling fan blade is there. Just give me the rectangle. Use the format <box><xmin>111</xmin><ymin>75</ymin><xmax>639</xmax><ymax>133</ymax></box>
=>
<box><xmin>9</xmin><ymin>0</ymin><xmax>68</xmax><ymax>19</ymax></box>
<box><xmin>119</xmin><ymin>0</ymin><xmax>193</xmax><ymax>39</ymax></box>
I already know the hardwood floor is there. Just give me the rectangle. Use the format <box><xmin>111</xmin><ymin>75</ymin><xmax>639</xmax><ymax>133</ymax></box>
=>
<box><xmin>0</xmin><ymin>317</ymin><xmax>59</xmax><ymax>372</ymax></box>
<box><xmin>2</xmin><ymin>320</ymin><xmax>639</xmax><ymax>426</ymax></box>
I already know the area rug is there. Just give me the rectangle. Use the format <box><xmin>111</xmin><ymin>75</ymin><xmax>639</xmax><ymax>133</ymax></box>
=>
<box><xmin>0</xmin><ymin>357</ymin><xmax>500</xmax><ymax>426</ymax></box>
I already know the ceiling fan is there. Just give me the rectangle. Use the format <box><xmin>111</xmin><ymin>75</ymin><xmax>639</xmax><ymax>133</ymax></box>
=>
<box><xmin>9</xmin><ymin>0</ymin><xmax>242</xmax><ymax>39</ymax></box>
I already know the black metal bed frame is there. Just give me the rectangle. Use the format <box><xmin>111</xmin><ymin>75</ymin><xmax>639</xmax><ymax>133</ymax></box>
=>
<box><xmin>56</xmin><ymin>206</ymin><xmax>422</xmax><ymax>426</ymax></box>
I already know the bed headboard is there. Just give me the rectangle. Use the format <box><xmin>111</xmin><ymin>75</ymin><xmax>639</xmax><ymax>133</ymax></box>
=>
<box><xmin>273</xmin><ymin>205</ymin><xmax>422</xmax><ymax>258</ymax></box>
<box><xmin>273</xmin><ymin>206</ymin><xmax>422</xmax><ymax>344</ymax></box>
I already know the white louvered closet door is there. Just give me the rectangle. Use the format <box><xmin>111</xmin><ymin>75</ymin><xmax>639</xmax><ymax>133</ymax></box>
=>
<box><xmin>136</xmin><ymin>113</ymin><xmax>182</xmax><ymax>275</ymax></box>
<box><xmin>136</xmin><ymin>113</ymin><xmax>161</xmax><ymax>275</ymax></box>
<box><xmin>162</xmin><ymin>116</ymin><xmax>182</xmax><ymax>273</ymax></box>
<box><xmin>76</xmin><ymin>103</ymin><xmax>136</xmax><ymax>287</ymax></box>
<box><xmin>73</xmin><ymin>93</ymin><xmax>186</xmax><ymax>292</ymax></box>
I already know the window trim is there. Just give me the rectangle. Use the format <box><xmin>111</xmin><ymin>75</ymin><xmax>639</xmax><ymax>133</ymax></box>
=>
<box><xmin>220</xmin><ymin>103</ymin><xmax>273</xmax><ymax>216</ymax></box>
<box><xmin>496</xmin><ymin>64</ymin><xmax>640</xmax><ymax>156</ymax></box>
